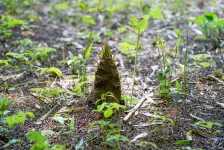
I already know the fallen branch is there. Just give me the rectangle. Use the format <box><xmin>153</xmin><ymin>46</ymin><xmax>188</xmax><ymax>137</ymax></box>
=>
<box><xmin>35</xmin><ymin>104</ymin><xmax>59</xmax><ymax>124</ymax></box>
<box><xmin>123</xmin><ymin>94</ymin><xmax>153</xmax><ymax>123</ymax></box>
<box><xmin>216</xmin><ymin>102</ymin><xmax>224</xmax><ymax>108</ymax></box>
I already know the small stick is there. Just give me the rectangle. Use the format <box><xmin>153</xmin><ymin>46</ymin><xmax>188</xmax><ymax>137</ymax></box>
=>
<box><xmin>35</xmin><ymin>104</ymin><xmax>59</xmax><ymax>124</ymax></box>
<box><xmin>123</xmin><ymin>95</ymin><xmax>150</xmax><ymax>123</ymax></box>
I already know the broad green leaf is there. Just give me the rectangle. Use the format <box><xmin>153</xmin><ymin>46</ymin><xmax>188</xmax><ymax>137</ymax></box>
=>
<box><xmin>149</xmin><ymin>6</ymin><xmax>164</xmax><ymax>20</ymax></box>
<box><xmin>104</xmin><ymin>108</ymin><xmax>113</xmax><ymax>118</ymax></box>
<box><xmin>85</xmin><ymin>42</ymin><xmax>93</xmax><ymax>60</ymax></box>
<box><xmin>6</xmin><ymin>111</ymin><xmax>27</xmax><ymax>127</ymax></box>
<box><xmin>82</xmin><ymin>16</ymin><xmax>95</xmax><ymax>25</ymax></box>
<box><xmin>204</xmin><ymin>12</ymin><xmax>217</xmax><ymax>22</ymax></box>
<box><xmin>194</xmin><ymin>16</ymin><xmax>206</xmax><ymax>29</ymax></box>
<box><xmin>27</xmin><ymin>131</ymin><xmax>46</xmax><ymax>143</ymax></box>
<box><xmin>80</xmin><ymin>3</ymin><xmax>86</xmax><ymax>9</ymax></box>
<box><xmin>199</xmin><ymin>62</ymin><xmax>210</xmax><ymax>68</ymax></box>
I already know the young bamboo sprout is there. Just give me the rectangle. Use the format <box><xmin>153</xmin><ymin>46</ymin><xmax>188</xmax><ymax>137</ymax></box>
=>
<box><xmin>88</xmin><ymin>43</ymin><xmax>122</xmax><ymax>105</ymax></box>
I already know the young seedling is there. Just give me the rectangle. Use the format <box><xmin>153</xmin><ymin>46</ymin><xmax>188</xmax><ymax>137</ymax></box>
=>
<box><xmin>119</xmin><ymin>3</ymin><xmax>164</xmax><ymax>101</ymax></box>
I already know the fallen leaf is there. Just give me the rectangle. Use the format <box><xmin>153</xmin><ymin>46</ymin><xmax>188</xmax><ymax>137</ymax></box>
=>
<box><xmin>158</xmin><ymin>100</ymin><xmax>168</xmax><ymax>105</ymax></box>
<box><xmin>133</xmin><ymin>123</ymin><xmax>149</xmax><ymax>127</ymax></box>
<box><xmin>21</xmin><ymin>31</ymin><xmax>35</xmax><ymax>36</ymax></box>
<box><xmin>186</xmin><ymin>130</ymin><xmax>193</xmax><ymax>141</ymax></box>
<box><xmin>216</xmin><ymin>102</ymin><xmax>224</xmax><ymax>108</ymax></box>
<box><xmin>131</xmin><ymin>132</ymin><xmax>148</xmax><ymax>142</ymax></box>
<box><xmin>192</xmin><ymin>130</ymin><xmax>212</xmax><ymax>138</ymax></box>
<box><xmin>57</xmin><ymin>107</ymin><xmax>86</xmax><ymax>113</ymax></box>
<box><xmin>190</xmin><ymin>114</ymin><xmax>205</xmax><ymax>121</ymax></box>
<box><xmin>203</xmin><ymin>104</ymin><xmax>214</xmax><ymax>109</ymax></box>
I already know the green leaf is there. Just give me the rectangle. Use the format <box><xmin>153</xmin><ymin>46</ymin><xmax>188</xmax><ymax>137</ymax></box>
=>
<box><xmin>138</xmin><ymin>141</ymin><xmax>157</xmax><ymax>148</ymax></box>
<box><xmin>85</xmin><ymin>42</ymin><xmax>93</xmax><ymax>60</ymax></box>
<box><xmin>199</xmin><ymin>62</ymin><xmax>210</xmax><ymax>68</ymax></box>
<box><xmin>175</xmin><ymin>81</ymin><xmax>180</xmax><ymax>93</ymax></box>
<box><xmin>192</xmin><ymin>54</ymin><xmax>212</xmax><ymax>61</ymax></box>
<box><xmin>27</xmin><ymin>131</ymin><xmax>46</xmax><ymax>143</ymax></box>
<box><xmin>80</xmin><ymin>3</ymin><xmax>86</xmax><ymax>9</ymax></box>
<box><xmin>70</xmin><ymin>115</ymin><xmax>75</xmax><ymax>132</ymax></box>
<box><xmin>82</xmin><ymin>16</ymin><xmax>95</xmax><ymax>25</ymax></box>
<box><xmin>150</xmin><ymin>125</ymin><xmax>163</xmax><ymax>134</ymax></box>
<box><xmin>175</xmin><ymin>139</ymin><xmax>191</xmax><ymax>145</ymax></box>
<box><xmin>55</xmin><ymin>2</ymin><xmax>68</xmax><ymax>11</ymax></box>
<box><xmin>149</xmin><ymin>6</ymin><xmax>164</xmax><ymax>20</ymax></box>
<box><xmin>0</xmin><ymin>60</ymin><xmax>9</xmax><ymax>65</ymax></box>
<box><xmin>104</xmin><ymin>108</ymin><xmax>113</xmax><ymax>118</ymax></box>
<box><xmin>36</xmin><ymin>68</ymin><xmax>48</xmax><ymax>76</ymax></box>
<box><xmin>111</xmin><ymin>103</ymin><xmax>126</xmax><ymax>110</ymax></box>
<box><xmin>53</xmin><ymin>116</ymin><xmax>64</xmax><ymax>125</ymax></box>
<box><xmin>47</xmin><ymin>67</ymin><xmax>62</xmax><ymax>78</ymax></box>
<box><xmin>194</xmin><ymin>16</ymin><xmax>206</xmax><ymax>29</ymax></box>
<box><xmin>2</xmin><ymin>139</ymin><xmax>21</xmax><ymax>148</ymax></box>
<box><xmin>41</xmin><ymin>130</ymin><xmax>55</xmax><ymax>136</ymax></box>
<box><xmin>25</xmin><ymin>112</ymin><xmax>35</xmax><ymax>118</ymax></box>
<box><xmin>204</xmin><ymin>12</ymin><xmax>217</xmax><ymax>22</ymax></box>
<box><xmin>6</xmin><ymin>111</ymin><xmax>27</xmax><ymax>127</ymax></box>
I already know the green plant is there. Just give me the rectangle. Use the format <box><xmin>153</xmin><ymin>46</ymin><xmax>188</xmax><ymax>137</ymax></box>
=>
<box><xmin>0</xmin><ymin>97</ymin><xmax>14</xmax><ymax>118</ymax></box>
<box><xmin>121</xmin><ymin>94</ymin><xmax>137</xmax><ymax>106</ymax></box>
<box><xmin>0</xmin><ymin>15</ymin><xmax>27</xmax><ymax>39</ymax></box>
<box><xmin>92</xmin><ymin>44</ymin><xmax>122</xmax><ymax>104</ymax></box>
<box><xmin>1</xmin><ymin>0</ymin><xmax>33</xmax><ymax>14</ymax></box>
<box><xmin>137</xmin><ymin>141</ymin><xmax>157</xmax><ymax>149</ymax></box>
<box><xmin>148</xmin><ymin>113</ymin><xmax>175</xmax><ymax>136</ymax></box>
<box><xmin>183</xmin><ymin>32</ymin><xmax>189</xmax><ymax>104</ymax></box>
<box><xmin>36</xmin><ymin>67</ymin><xmax>63</xmax><ymax>78</ymax></box>
<box><xmin>195</xmin><ymin>121</ymin><xmax>221</xmax><ymax>130</ymax></box>
<box><xmin>119</xmin><ymin>3</ymin><xmax>164</xmax><ymax>100</ymax></box>
<box><xmin>29</xmin><ymin>88</ymin><xmax>64</xmax><ymax>103</ymax></box>
<box><xmin>27</xmin><ymin>130</ymin><xmax>65</xmax><ymax>150</ymax></box>
<box><xmin>191</xmin><ymin>53</ymin><xmax>215</xmax><ymax>69</ymax></box>
<box><xmin>52</xmin><ymin>114</ymin><xmax>76</xmax><ymax>136</ymax></box>
<box><xmin>6</xmin><ymin>47</ymin><xmax>56</xmax><ymax>72</ymax></box>
<box><xmin>194</xmin><ymin>12</ymin><xmax>224</xmax><ymax>39</ymax></box>
<box><xmin>0</xmin><ymin>97</ymin><xmax>35</xmax><ymax>128</ymax></box>
<box><xmin>89</xmin><ymin>120</ymin><xmax>129</xmax><ymax>149</ymax></box>
<box><xmin>156</xmin><ymin>37</ymin><xmax>172</xmax><ymax>99</ymax></box>
<box><xmin>93</xmin><ymin>101</ymin><xmax>126</xmax><ymax>118</ymax></box>
<box><xmin>0</xmin><ymin>96</ymin><xmax>35</xmax><ymax>148</ymax></box>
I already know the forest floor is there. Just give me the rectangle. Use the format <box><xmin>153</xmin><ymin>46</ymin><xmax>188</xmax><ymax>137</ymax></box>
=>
<box><xmin>0</xmin><ymin>0</ymin><xmax>224</xmax><ymax>150</ymax></box>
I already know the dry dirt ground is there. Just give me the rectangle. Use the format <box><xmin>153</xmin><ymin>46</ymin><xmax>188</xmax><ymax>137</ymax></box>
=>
<box><xmin>0</xmin><ymin>0</ymin><xmax>224</xmax><ymax>150</ymax></box>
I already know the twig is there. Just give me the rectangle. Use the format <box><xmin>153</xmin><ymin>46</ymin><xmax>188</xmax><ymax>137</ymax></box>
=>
<box><xmin>35</xmin><ymin>104</ymin><xmax>59</xmax><ymax>124</ymax></box>
<box><xmin>123</xmin><ymin>95</ymin><xmax>151</xmax><ymax>123</ymax></box>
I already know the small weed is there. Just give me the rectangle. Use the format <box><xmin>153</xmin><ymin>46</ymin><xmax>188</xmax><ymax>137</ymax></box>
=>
<box><xmin>27</xmin><ymin>130</ymin><xmax>65</xmax><ymax>150</ymax></box>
